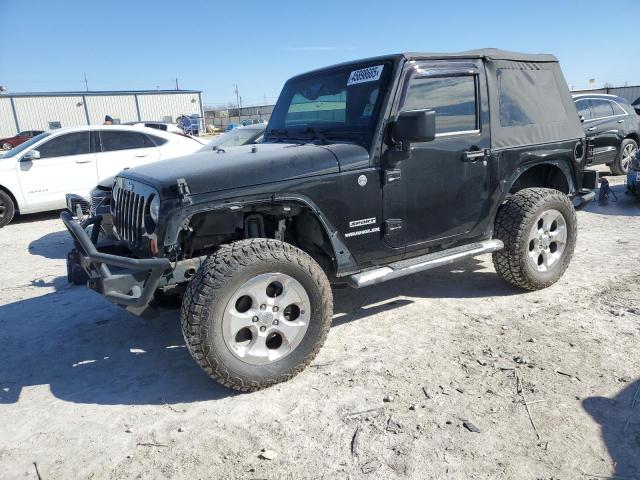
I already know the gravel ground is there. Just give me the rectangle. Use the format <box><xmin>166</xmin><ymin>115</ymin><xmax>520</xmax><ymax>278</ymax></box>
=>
<box><xmin>0</xmin><ymin>175</ymin><xmax>639</xmax><ymax>480</ymax></box>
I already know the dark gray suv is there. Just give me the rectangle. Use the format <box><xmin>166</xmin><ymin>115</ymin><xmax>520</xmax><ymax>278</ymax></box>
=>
<box><xmin>573</xmin><ymin>93</ymin><xmax>639</xmax><ymax>175</ymax></box>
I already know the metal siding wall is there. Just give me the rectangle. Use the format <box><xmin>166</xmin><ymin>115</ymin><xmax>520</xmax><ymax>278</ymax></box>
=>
<box><xmin>14</xmin><ymin>96</ymin><xmax>87</xmax><ymax>130</ymax></box>
<box><xmin>0</xmin><ymin>97</ymin><xmax>16</xmax><ymax>137</ymax></box>
<box><xmin>137</xmin><ymin>93</ymin><xmax>201</xmax><ymax>122</ymax></box>
<box><xmin>86</xmin><ymin>95</ymin><xmax>138</xmax><ymax>124</ymax></box>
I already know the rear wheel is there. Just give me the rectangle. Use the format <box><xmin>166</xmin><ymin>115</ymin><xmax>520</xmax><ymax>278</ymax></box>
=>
<box><xmin>181</xmin><ymin>239</ymin><xmax>333</xmax><ymax>392</ymax></box>
<box><xmin>492</xmin><ymin>188</ymin><xmax>577</xmax><ymax>290</ymax></box>
<box><xmin>611</xmin><ymin>139</ymin><xmax>637</xmax><ymax>175</ymax></box>
<box><xmin>0</xmin><ymin>190</ymin><xmax>15</xmax><ymax>228</ymax></box>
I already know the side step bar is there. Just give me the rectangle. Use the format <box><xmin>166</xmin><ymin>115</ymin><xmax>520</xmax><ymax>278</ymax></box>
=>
<box><xmin>348</xmin><ymin>239</ymin><xmax>504</xmax><ymax>288</ymax></box>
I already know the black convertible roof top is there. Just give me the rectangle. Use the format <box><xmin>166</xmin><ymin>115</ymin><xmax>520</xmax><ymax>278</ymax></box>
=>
<box><xmin>402</xmin><ymin>48</ymin><xmax>558</xmax><ymax>63</ymax></box>
<box><xmin>295</xmin><ymin>49</ymin><xmax>558</xmax><ymax>79</ymax></box>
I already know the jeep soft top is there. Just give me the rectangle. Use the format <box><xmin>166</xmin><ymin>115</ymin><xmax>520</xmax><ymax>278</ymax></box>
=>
<box><xmin>62</xmin><ymin>49</ymin><xmax>595</xmax><ymax>391</ymax></box>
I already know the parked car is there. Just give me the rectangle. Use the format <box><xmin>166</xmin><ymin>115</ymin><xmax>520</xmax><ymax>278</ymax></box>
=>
<box><xmin>573</xmin><ymin>94</ymin><xmax>639</xmax><ymax>175</ymax></box>
<box><xmin>67</xmin><ymin>123</ymin><xmax>268</xmax><ymax>247</ymax></box>
<box><xmin>1</xmin><ymin>130</ymin><xmax>44</xmax><ymax>150</ymax></box>
<box><xmin>631</xmin><ymin>98</ymin><xmax>640</xmax><ymax>115</ymax></box>
<box><xmin>241</xmin><ymin>119</ymin><xmax>267</xmax><ymax>126</ymax></box>
<box><xmin>626</xmin><ymin>150</ymin><xmax>640</xmax><ymax>196</ymax></box>
<box><xmin>63</xmin><ymin>49</ymin><xmax>596</xmax><ymax>392</ymax></box>
<box><xmin>203</xmin><ymin>123</ymin><xmax>266</xmax><ymax>150</ymax></box>
<box><xmin>0</xmin><ymin>125</ymin><xmax>204</xmax><ymax>227</ymax></box>
<box><xmin>125</xmin><ymin>121</ymin><xmax>184</xmax><ymax>134</ymax></box>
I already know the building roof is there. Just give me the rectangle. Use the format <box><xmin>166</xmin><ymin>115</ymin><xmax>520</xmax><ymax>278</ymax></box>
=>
<box><xmin>0</xmin><ymin>89</ymin><xmax>201</xmax><ymax>98</ymax></box>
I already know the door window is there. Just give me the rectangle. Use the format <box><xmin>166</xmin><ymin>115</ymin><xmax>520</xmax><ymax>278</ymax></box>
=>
<box><xmin>610</xmin><ymin>101</ymin><xmax>626</xmax><ymax>116</ymax></box>
<box><xmin>402</xmin><ymin>75</ymin><xmax>478</xmax><ymax>134</ymax></box>
<box><xmin>591</xmin><ymin>99</ymin><xmax>614</xmax><ymax>119</ymax></box>
<box><xmin>575</xmin><ymin>99</ymin><xmax>592</xmax><ymax>120</ymax></box>
<box><xmin>100</xmin><ymin>131</ymin><xmax>156</xmax><ymax>152</ymax></box>
<box><xmin>37</xmin><ymin>132</ymin><xmax>91</xmax><ymax>159</ymax></box>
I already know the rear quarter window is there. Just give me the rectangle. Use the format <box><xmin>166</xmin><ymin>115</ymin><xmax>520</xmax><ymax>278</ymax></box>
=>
<box><xmin>498</xmin><ymin>69</ymin><xmax>567</xmax><ymax>127</ymax></box>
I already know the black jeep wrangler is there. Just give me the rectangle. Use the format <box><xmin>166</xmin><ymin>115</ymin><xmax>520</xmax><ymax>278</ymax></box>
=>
<box><xmin>62</xmin><ymin>49</ymin><xmax>596</xmax><ymax>391</ymax></box>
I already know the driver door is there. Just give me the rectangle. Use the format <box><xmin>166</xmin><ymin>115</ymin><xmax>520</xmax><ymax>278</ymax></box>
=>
<box><xmin>17</xmin><ymin>131</ymin><xmax>97</xmax><ymax>211</ymax></box>
<box><xmin>382</xmin><ymin>60</ymin><xmax>491</xmax><ymax>250</ymax></box>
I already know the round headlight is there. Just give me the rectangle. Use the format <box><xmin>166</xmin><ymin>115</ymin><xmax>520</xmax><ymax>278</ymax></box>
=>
<box><xmin>149</xmin><ymin>195</ymin><xmax>160</xmax><ymax>222</ymax></box>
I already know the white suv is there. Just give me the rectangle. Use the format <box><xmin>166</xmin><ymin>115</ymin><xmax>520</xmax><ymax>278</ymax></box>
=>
<box><xmin>0</xmin><ymin>125</ymin><xmax>203</xmax><ymax>227</ymax></box>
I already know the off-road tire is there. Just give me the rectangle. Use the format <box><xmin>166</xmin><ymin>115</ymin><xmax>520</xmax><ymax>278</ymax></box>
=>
<box><xmin>0</xmin><ymin>189</ymin><xmax>15</xmax><ymax>228</ymax></box>
<box><xmin>492</xmin><ymin>188</ymin><xmax>577</xmax><ymax>290</ymax></box>
<box><xmin>181</xmin><ymin>238</ymin><xmax>333</xmax><ymax>392</ymax></box>
<box><xmin>611</xmin><ymin>138</ymin><xmax>637</xmax><ymax>176</ymax></box>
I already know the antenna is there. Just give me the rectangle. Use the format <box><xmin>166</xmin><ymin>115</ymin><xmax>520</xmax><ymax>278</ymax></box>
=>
<box><xmin>83</xmin><ymin>72</ymin><xmax>89</xmax><ymax>91</ymax></box>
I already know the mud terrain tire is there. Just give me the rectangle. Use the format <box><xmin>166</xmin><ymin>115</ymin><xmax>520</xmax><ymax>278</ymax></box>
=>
<box><xmin>492</xmin><ymin>188</ymin><xmax>577</xmax><ymax>290</ymax></box>
<box><xmin>181</xmin><ymin>239</ymin><xmax>333</xmax><ymax>392</ymax></box>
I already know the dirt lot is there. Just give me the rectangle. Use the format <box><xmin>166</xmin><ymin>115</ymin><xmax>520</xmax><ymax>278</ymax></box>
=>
<box><xmin>1</xmin><ymin>175</ymin><xmax>639</xmax><ymax>480</ymax></box>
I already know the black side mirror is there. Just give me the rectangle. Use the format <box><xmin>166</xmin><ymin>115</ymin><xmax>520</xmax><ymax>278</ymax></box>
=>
<box><xmin>395</xmin><ymin>109</ymin><xmax>436</xmax><ymax>143</ymax></box>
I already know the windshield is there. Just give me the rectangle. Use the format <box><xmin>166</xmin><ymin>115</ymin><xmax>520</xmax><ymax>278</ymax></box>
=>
<box><xmin>265</xmin><ymin>61</ymin><xmax>392</xmax><ymax>148</ymax></box>
<box><xmin>1</xmin><ymin>132</ymin><xmax>51</xmax><ymax>158</ymax></box>
<box><xmin>204</xmin><ymin>126</ymin><xmax>265</xmax><ymax>149</ymax></box>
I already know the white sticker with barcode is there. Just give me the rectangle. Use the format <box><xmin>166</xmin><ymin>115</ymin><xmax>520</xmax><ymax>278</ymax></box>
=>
<box><xmin>347</xmin><ymin>65</ymin><xmax>384</xmax><ymax>86</ymax></box>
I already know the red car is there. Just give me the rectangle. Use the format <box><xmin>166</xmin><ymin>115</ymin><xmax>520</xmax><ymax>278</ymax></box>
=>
<box><xmin>1</xmin><ymin>130</ymin><xmax>44</xmax><ymax>150</ymax></box>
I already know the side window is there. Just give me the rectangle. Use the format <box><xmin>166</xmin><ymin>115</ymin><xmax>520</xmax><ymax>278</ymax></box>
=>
<box><xmin>402</xmin><ymin>75</ymin><xmax>478</xmax><ymax>134</ymax></box>
<box><xmin>610</xmin><ymin>101</ymin><xmax>626</xmax><ymax>116</ymax></box>
<box><xmin>591</xmin><ymin>99</ymin><xmax>614</xmax><ymax>119</ymax></box>
<box><xmin>147</xmin><ymin>134</ymin><xmax>168</xmax><ymax>146</ymax></box>
<box><xmin>37</xmin><ymin>132</ymin><xmax>91</xmax><ymax>159</ymax></box>
<box><xmin>100</xmin><ymin>131</ymin><xmax>155</xmax><ymax>152</ymax></box>
<box><xmin>575</xmin><ymin>99</ymin><xmax>592</xmax><ymax>120</ymax></box>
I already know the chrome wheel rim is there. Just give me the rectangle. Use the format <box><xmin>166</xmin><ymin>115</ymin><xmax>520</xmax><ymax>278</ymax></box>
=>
<box><xmin>1</xmin><ymin>143</ymin><xmax>11</xmax><ymax>151</ymax></box>
<box><xmin>527</xmin><ymin>209</ymin><xmax>567</xmax><ymax>272</ymax></box>
<box><xmin>0</xmin><ymin>200</ymin><xmax>5</xmax><ymax>218</ymax></box>
<box><xmin>222</xmin><ymin>272</ymin><xmax>311</xmax><ymax>366</ymax></box>
<box><xmin>621</xmin><ymin>143</ymin><xmax>637</xmax><ymax>172</ymax></box>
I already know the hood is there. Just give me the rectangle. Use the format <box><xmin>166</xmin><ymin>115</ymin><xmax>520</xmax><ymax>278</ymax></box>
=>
<box><xmin>118</xmin><ymin>142</ymin><xmax>369</xmax><ymax>198</ymax></box>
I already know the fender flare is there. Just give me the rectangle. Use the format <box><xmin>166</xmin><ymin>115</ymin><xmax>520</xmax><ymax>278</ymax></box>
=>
<box><xmin>164</xmin><ymin>192</ymin><xmax>358</xmax><ymax>276</ymax></box>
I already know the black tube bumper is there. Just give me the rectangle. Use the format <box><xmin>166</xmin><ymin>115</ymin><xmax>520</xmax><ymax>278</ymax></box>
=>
<box><xmin>61</xmin><ymin>211</ymin><xmax>171</xmax><ymax>311</ymax></box>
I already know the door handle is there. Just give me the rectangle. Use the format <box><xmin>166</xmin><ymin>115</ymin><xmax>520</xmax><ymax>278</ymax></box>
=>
<box><xmin>462</xmin><ymin>149</ymin><xmax>488</xmax><ymax>162</ymax></box>
<box><xmin>135</xmin><ymin>154</ymin><xmax>149</xmax><ymax>158</ymax></box>
<box><xmin>617</xmin><ymin>119</ymin><xmax>624</xmax><ymax>123</ymax></box>
<box><xmin>75</xmin><ymin>159</ymin><xmax>91</xmax><ymax>164</ymax></box>
<box><xmin>587</xmin><ymin>126</ymin><xmax>596</xmax><ymax>132</ymax></box>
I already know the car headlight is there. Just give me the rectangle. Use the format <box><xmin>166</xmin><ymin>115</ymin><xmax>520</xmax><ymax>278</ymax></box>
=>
<box><xmin>149</xmin><ymin>194</ymin><xmax>160</xmax><ymax>222</ymax></box>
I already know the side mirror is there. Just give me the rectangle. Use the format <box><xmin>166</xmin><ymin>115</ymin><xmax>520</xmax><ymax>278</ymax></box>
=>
<box><xmin>579</xmin><ymin>115</ymin><xmax>585</xmax><ymax>123</ymax></box>
<box><xmin>21</xmin><ymin>150</ymin><xmax>40</xmax><ymax>162</ymax></box>
<box><xmin>395</xmin><ymin>109</ymin><xmax>436</xmax><ymax>143</ymax></box>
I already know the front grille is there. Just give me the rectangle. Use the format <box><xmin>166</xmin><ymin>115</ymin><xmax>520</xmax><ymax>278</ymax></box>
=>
<box><xmin>113</xmin><ymin>185</ymin><xmax>147</xmax><ymax>247</ymax></box>
<box><xmin>90</xmin><ymin>194</ymin><xmax>102</xmax><ymax>213</ymax></box>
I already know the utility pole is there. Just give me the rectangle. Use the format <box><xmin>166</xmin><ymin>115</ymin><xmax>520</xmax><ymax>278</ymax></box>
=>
<box><xmin>264</xmin><ymin>93</ymin><xmax>267</xmax><ymax>105</ymax></box>
<box><xmin>175</xmin><ymin>78</ymin><xmax>180</xmax><ymax>91</ymax></box>
<box><xmin>83</xmin><ymin>72</ymin><xmax>89</xmax><ymax>91</ymax></box>
<box><xmin>234</xmin><ymin>84</ymin><xmax>241</xmax><ymax>123</ymax></box>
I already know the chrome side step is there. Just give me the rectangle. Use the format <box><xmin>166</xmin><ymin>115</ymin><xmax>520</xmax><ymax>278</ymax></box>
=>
<box><xmin>348</xmin><ymin>239</ymin><xmax>504</xmax><ymax>288</ymax></box>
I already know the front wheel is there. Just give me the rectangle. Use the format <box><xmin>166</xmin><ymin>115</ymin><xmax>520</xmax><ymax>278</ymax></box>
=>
<box><xmin>181</xmin><ymin>239</ymin><xmax>333</xmax><ymax>392</ymax></box>
<box><xmin>611</xmin><ymin>139</ymin><xmax>637</xmax><ymax>176</ymax></box>
<box><xmin>492</xmin><ymin>188</ymin><xmax>577</xmax><ymax>290</ymax></box>
<box><xmin>0</xmin><ymin>189</ymin><xmax>15</xmax><ymax>228</ymax></box>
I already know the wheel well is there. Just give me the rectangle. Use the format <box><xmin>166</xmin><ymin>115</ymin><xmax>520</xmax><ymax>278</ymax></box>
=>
<box><xmin>0</xmin><ymin>185</ymin><xmax>18</xmax><ymax>213</ymax></box>
<box><xmin>181</xmin><ymin>203</ymin><xmax>338</xmax><ymax>278</ymax></box>
<box><xmin>625</xmin><ymin>132</ymin><xmax>639</xmax><ymax>144</ymax></box>
<box><xmin>509</xmin><ymin>164</ymin><xmax>570</xmax><ymax>195</ymax></box>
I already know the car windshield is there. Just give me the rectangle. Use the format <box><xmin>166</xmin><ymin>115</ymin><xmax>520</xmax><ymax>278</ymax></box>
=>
<box><xmin>265</xmin><ymin>61</ymin><xmax>392</xmax><ymax>148</ymax></box>
<box><xmin>205</xmin><ymin>126</ymin><xmax>264</xmax><ymax>149</ymax></box>
<box><xmin>1</xmin><ymin>132</ymin><xmax>51</xmax><ymax>158</ymax></box>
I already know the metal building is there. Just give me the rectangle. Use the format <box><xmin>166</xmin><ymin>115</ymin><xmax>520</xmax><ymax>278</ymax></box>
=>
<box><xmin>0</xmin><ymin>90</ymin><xmax>204</xmax><ymax>138</ymax></box>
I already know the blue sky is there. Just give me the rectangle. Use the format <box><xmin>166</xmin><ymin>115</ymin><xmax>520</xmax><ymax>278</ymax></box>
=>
<box><xmin>1</xmin><ymin>0</ymin><xmax>638</xmax><ymax>107</ymax></box>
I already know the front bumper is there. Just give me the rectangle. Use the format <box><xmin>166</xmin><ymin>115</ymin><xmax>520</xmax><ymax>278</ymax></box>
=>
<box><xmin>61</xmin><ymin>211</ymin><xmax>172</xmax><ymax>313</ymax></box>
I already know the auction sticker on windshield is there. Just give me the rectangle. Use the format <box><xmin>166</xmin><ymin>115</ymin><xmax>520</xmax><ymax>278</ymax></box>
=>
<box><xmin>347</xmin><ymin>65</ymin><xmax>384</xmax><ymax>86</ymax></box>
